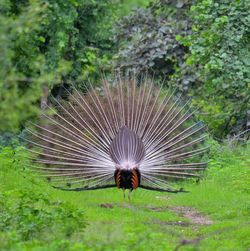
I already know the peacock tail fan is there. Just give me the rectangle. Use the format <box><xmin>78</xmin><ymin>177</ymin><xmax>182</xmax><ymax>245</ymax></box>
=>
<box><xmin>22</xmin><ymin>76</ymin><xmax>209</xmax><ymax>193</ymax></box>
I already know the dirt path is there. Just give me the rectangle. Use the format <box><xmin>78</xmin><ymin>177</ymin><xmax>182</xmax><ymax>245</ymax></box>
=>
<box><xmin>99</xmin><ymin>202</ymin><xmax>213</xmax><ymax>250</ymax></box>
<box><xmin>170</xmin><ymin>206</ymin><xmax>213</xmax><ymax>225</ymax></box>
<box><xmin>100</xmin><ymin>203</ymin><xmax>213</xmax><ymax>225</ymax></box>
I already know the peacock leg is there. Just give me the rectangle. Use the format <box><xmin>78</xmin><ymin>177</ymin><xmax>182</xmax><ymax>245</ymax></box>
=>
<box><xmin>123</xmin><ymin>189</ymin><xmax>126</xmax><ymax>200</ymax></box>
<box><xmin>128</xmin><ymin>189</ymin><xmax>132</xmax><ymax>203</ymax></box>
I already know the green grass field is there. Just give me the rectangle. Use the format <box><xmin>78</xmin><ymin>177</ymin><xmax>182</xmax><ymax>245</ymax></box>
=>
<box><xmin>0</xmin><ymin>143</ymin><xmax>249</xmax><ymax>251</ymax></box>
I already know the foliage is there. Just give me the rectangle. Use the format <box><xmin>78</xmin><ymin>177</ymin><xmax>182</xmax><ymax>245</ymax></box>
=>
<box><xmin>1</xmin><ymin>0</ymin><xmax>248</xmax><ymax>139</ymax></box>
<box><xmin>0</xmin><ymin>146</ymin><xmax>86</xmax><ymax>250</ymax></box>
<box><xmin>0</xmin><ymin>0</ymin><xmax>116</xmax><ymax>134</ymax></box>
<box><xmin>114</xmin><ymin>0</ymin><xmax>250</xmax><ymax>139</ymax></box>
<box><xmin>0</xmin><ymin>188</ymin><xmax>85</xmax><ymax>242</ymax></box>
<box><xmin>0</xmin><ymin>0</ymin><xmax>157</xmax><ymax>136</ymax></box>
<box><xmin>114</xmin><ymin>0</ymin><xmax>192</xmax><ymax>78</ymax></box>
<box><xmin>206</xmin><ymin>139</ymin><xmax>250</xmax><ymax>193</ymax></box>
<box><xmin>179</xmin><ymin>0</ymin><xmax>250</xmax><ymax>138</ymax></box>
<box><xmin>0</xmin><ymin>0</ymin><xmax>50</xmax><ymax>134</ymax></box>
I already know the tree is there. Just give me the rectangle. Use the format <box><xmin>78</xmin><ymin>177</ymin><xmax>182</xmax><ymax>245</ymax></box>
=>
<box><xmin>114</xmin><ymin>0</ymin><xmax>250</xmax><ymax>138</ymax></box>
<box><xmin>181</xmin><ymin>0</ymin><xmax>250</xmax><ymax>137</ymax></box>
<box><xmin>0</xmin><ymin>0</ymin><xmax>115</xmax><ymax>136</ymax></box>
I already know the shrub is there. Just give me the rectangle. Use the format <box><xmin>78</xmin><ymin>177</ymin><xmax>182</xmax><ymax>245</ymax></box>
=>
<box><xmin>0</xmin><ymin>147</ymin><xmax>86</xmax><ymax>250</ymax></box>
<box><xmin>182</xmin><ymin>0</ymin><xmax>250</xmax><ymax>138</ymax></box>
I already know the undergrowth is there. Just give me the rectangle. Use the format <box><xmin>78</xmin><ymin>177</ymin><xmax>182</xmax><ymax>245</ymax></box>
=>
<box><xmin>0</xmin><ymin>147</ymin><xmax>86</xmax><ymax>251</ymax></box>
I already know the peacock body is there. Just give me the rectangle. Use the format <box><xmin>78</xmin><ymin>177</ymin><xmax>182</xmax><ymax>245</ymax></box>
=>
<box><xmin>24</xmin><ymin>76</ymin><xmax>208</xmax><ymax>196</ymax></box>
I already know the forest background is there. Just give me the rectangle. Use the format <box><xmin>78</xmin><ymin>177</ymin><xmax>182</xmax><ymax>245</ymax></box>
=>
<box><xmin>1</xmin><ymin>0</ymin><xmax>249</xmax><ymax>140</ymax></box>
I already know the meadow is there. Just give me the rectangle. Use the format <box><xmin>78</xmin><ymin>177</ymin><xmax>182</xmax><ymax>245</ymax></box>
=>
<box><xmin>0</xmin><ymin>142</ymin><xmax>249</xmax><ymax>251</ymax></box>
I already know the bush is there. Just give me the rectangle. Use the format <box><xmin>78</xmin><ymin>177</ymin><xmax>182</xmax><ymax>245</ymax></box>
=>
<box><xmin>114</xmin><ymin>0</ymin><xmax>191</xmax><ymax>78</ymax></box>
<box><xmin>181</xmin><ymin>0</ymin><xmax>250</xmax><ymax>138</ymax></box>
<box><xmin>114</xmin><ymin>0</ymin><xmax>250</xmax><ymax>139</ymax></box>
<box><xmin>0</xmin><ymin>0</ymin><xmax>115</xmax><ymax>134</ymax></box>
<box><xmin>0</xmin><ymin>147</ymin><xmax>86</xmax><ymax>250</ymax></box>
<box><xmin>0</xmin><ymin>188</ymin><xmax>86</xmax><ymax>241</ymax></box>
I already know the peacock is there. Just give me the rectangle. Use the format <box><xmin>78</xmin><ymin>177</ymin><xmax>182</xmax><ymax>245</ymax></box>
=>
<box><xmin>23</xmin><ymin>76</ymin><xmax>208</xmax><ymax>199</ymax></box>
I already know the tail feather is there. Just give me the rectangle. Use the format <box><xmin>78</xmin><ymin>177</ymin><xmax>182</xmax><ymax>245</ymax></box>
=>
<box><xmin>109</xmin><ymin>126</ymin><xmax>145</xmax><ymax>166</ymax></box>
<box><xmin>23</xmin><ymin>76</ymin><xmax>209</xmax><ymax>191</ymax></box>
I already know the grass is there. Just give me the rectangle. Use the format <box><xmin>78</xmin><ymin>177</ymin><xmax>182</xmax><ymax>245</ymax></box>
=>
<box><xmin>0</xmin><ymin>142</ymin><xmax>249</xmax><ymax>251</ymax></box>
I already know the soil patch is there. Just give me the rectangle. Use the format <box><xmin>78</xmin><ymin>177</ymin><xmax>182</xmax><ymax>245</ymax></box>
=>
<box><xmin>99</xmin><ymin>204</ymin><xmax>213</xmax><ymax>225</ymax></box>
<box><xmin>100</xmin><ymin>203</ymin><xmax>114</xmax><ymax>208</ymax></box>
<box><xmin>149</xmin><ymin>219</ymin><xmax>191</xmax><ymax>227</ymax></box>
<box><xmin>170</xmin><ymin>206</ymin><xmax>213</xmax><ymax>225</ymax></box>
